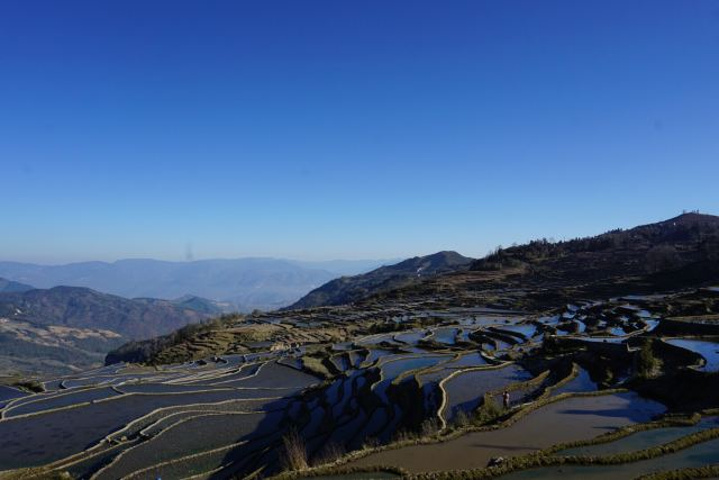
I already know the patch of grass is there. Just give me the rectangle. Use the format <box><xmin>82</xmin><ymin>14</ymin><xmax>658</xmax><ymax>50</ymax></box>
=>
<box><xmin>301</xmin><ymin>353</ymin><xmax>337</xmax><ymax>379</ymax></box>
<box><xmin>281</xmin><ymin>427</ymin><xmax>309</xmax><ymax>471</ymax></box>
<box><xmin>270</xmin><ymin>463</ymin><xmax>406</xmax><ymax>480</ymax></box>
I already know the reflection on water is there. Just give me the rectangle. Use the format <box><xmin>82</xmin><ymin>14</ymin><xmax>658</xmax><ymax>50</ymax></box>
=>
<box><xmin>500</xmin><ymin>437</ymin><xmax>719</xmax><ymax>480</ymax></box>
<box><xmin>559</xmin><ymin>416</ymin><xmax>719</xmax><ymax>457</ymax></box>
<box><xmin>665</xmin><ymin>338</ymin><xmax>719</xmax><ymax>372</ymax></box>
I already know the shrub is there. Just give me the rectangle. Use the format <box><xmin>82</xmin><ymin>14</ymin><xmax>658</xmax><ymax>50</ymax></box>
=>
<box><xmin>474</xmin><ymin>396</ymin><xmax>504</xmax><ymax>425</ymax></box>
<box><xmin>421</xmin><ymin>416</ymin><xmax>442</xmax><ymax>436</ymax></box>
<box><xmin>637</xmin><ymin>339</ymin><xmax>660</xmax><ymax>379</ymax></box>
<box><xmin>452</xmin><ymin>410</ymin><xmax>471</xmax><ymax>429</ymax></box>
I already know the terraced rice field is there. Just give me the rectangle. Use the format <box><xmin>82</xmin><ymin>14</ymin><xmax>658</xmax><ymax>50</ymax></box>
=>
<box><xmin>379</xmin><ymin>354</ymin><xmax>451</xmax><ymax>379</ymax></box>
<box><xmin>495</xmin><ymin>323</ymin><xmax>538</xmax><ymax>340</ymax></box>
<box><xmin>558</xmin><ymin>416</ymin><xmax>719</xmax><ymax>456</ymax></box>
<box><xmin>0</xmin><ymin>385</ymin><xmax>27</xmax><ymax>408</ymax></box>
<box><xmin>350</xmin><ymin>392</ymin><xmax>665</xmax><ymax>473</ymax></box>
<box><xmin>443</xmin><ymin>351</ymin><xmax>487</xmax><ymax>369</ymax></box>
<box><xmin>500</xmin><ymin>436</ymin><xmax>719</xmax><ymax>480</ymax></box>
<box><xmin>3</xmin><ymin>386</ymin><xmax>123</xmax><ymax>417</ymax></box>
<box><xmin>394</xmin><ymin>330</ymin><xmax>428</xmax><ymax>345</ymax></box>
<box><xmin>0</xmin><ymin>388</ymin><xmax>282</xmax><ymax>469</ymax></box>
<box><xmin>2</xmin><ymin>293</ymin><xmax>718</xmax><ymax>479</ymax></box>
<box><xmin>94</xmin><ymin>411</ymin><xmax>283</xmax><ymax>479</ymax></box>
<box><xmin>442</xmin><ymin>364</ymin><xmax>530</xmax><ymax>422</ymax></box>
<box><xmin>550</xmin><ymin>367</ymin><xmax>598</xmax><ymax>396</ymax></box>
<box><xmin>429</xmin><ymin>327</ymin><xmax>460</xmax><ymax>345</ymax></box>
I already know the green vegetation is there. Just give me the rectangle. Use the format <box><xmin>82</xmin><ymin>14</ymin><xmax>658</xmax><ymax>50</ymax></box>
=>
<box><xmin>302</xmin><ymin>352</ymin><xmax>338</xmax><ymax>379</ymax></box>
<box><xmin>636</xmin><ymin>339</ymin><xmax>661</xmax><ymax>379</ymax></box>
<box><xmin>473</xmin><ymin>396</ymin><xmax>504</xmax><ymax>425</ymax></box>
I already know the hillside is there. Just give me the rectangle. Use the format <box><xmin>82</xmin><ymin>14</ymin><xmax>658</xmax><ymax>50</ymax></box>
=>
<box><xmin>0</xmin><ymin>278</ymin><xmax>34</xmax><ymax>293</ymax></box>
<box><xmin>0</xmin><ymin>286</ymin><xmax>213</xmax><ymax>338</ymax></box>
<box><xmin>289</xmin><ymin>251</ymin><xmax>474</xmax><ymax>309</ymax></box>
<box><xmin>291</xmin><ymin>213</ymin><xmax>719</xmax><ymax>311</ymax></box>
<box><xmin>340</xmin><ymin>213</ymin><xmax>719</xmax><ymax>312</ymax></box>
<box><xmin>471</xmin><ymin>212</ymin><xmax>719</xmax><ymax>281</ymax></box>
<box><xmin>0</xmin><ymin>286</ymin><xmax>214</xmax><ymax>375</ymax></box>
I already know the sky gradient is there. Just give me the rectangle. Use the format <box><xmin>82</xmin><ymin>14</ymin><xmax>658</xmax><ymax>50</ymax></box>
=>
<box><xmin>2</xmin><ymin>0</ymin><xmax>718</xmax><ymax>263</ymax></box>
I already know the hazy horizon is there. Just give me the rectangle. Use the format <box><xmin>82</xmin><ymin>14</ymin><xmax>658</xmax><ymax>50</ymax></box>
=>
<box><xmin>1</xmin><ymin>210</ymin><xmax>712</xmax><ymax>265</ymax></box>
<box><xmin>0</xmin><ymin>255</ymin><xmax>405</xmax><ymax>268</ymax></box>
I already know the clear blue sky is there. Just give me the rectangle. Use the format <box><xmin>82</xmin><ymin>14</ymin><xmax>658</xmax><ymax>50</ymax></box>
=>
<box><xmin>2</xmin><ymin>0</ymin><xmax>718</xmax><ymax>263</ymax></box>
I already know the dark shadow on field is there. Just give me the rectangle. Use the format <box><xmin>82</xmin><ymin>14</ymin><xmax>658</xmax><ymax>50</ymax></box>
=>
<box><xmin>207</xmin><ymin>364</ymin><xmax>421</xmax><ymax>478</ymax></box>
<box><xmin>202</xmin><ymin>363</ymin><xmax>337</xmax><ymax>478</ymax></box>
<box><xmin>206</xmin><ymin>396</ymin><xmax>296</xmax><ymax>479</ymax></box>
<box><xmin>205</xmin><ymin>352</ymin><xmax>462</xmax><ymax>478</ymax></box>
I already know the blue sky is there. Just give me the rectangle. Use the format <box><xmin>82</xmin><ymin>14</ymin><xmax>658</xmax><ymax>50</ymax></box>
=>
<box><xmin>2</xmin><ymin>0</ymin><xmax>718</xmax><ymax>263</ymax></box>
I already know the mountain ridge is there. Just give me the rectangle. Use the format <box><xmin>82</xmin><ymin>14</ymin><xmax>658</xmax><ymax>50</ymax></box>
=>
<box><xmin>292</xmin><ymin>213</ymin><xmax>719</xmax><ymax>310</ymax></box>
<box><xmin>289</xmin><ymin>251</ymin><xmax>474</xmax><ymax>309</ymax></box>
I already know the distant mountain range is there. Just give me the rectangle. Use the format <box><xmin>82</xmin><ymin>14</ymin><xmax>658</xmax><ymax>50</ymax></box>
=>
<box><xmin>290</xmin><ymin>251</ymin><xmax>474</xmax><ymax>309</ymax></box>
<box><xmin>0</xmin><ymin>257</ymin><xmax>396</xmax><ymax>312</ymax></box>
<box><xmin>0</xmin><ymin>283</ymin><xmax>217</xmax><ymax>375</ymax></box>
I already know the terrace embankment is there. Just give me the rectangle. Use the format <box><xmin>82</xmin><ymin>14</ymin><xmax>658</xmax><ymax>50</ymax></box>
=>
<box><xmin>348</xmin><ymin>392</ymin><xmax>664</xmax><ymax>473</ymax></box>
